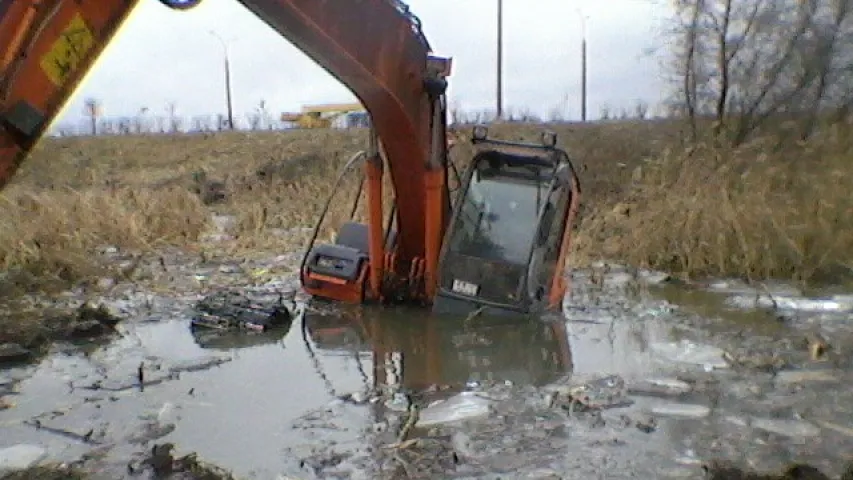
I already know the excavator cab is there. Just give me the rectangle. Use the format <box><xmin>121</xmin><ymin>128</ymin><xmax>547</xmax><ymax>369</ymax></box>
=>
<box><xmin>433</xmin><ymin>127</ymin><xmax>580</xmax><ymax>317</ymax></box>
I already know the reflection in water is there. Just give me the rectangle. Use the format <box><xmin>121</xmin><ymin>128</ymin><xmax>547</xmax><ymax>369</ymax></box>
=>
<box><xmin>189</xmin><ymin>323</ymin><xmax>293</xmax><ymax>350</ymax></box>
<box><xmin>304</xmin><ymin>307</ymin><xmax>573</xmax><ymax>393</ymax></box>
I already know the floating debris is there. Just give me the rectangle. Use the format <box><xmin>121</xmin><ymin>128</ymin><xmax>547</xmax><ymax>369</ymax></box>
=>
<box><xmin>45</xmin><ymin>302</ymin><xmax>123</xmax><ymax>340</ymax></box>
<box><xmin>128</xmin><ymin>442</ymin><xmax>237</xmax><ymax>479</ymax></box>
<box><xmin>750</xmin><ymin>417</ymin><xmax>822</xmax><ymax>438</ymax></box>
<box><xmin>649</xmin><ymin>339</ymin><xmax>729</xmax><ymax>370</ymax></box>
<box><xmin>628</xmin><ymin>377</ymin><xmax>693</xmax><ymax>396</ymax></box>
<box><xmin>546</xmin><ymin>374</ymin><xmax>632</xmax><ymax>412</ymax></box>
<box><xmin>191</xmin><ymin>289</ymin><xmax>296</xmax><ymax>332</ymax></box>
<box><xmin>650</xmin><ymin>402</ymin><xmax>711</xmax><ymax>419</ymax></box>
<box><xmin>774</xmin><ymin>369</ymin><xmax>837</xmax><ymax>386</ymax></box>
<box><xmin>416</xmin><ymin>392</ymin><xmax>492</xmax><ymax>428</ymax></box>
<box><xmin>726</xmin><ymin>293</ymin><xmax>853</xmax><ymax>313</ymax></box>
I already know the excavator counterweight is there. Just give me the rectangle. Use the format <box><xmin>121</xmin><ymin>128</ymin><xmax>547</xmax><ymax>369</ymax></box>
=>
<box><xmin>0</xmin><ymin>0</ymin><xmax>582</xmax><ymax>318</ymax></box>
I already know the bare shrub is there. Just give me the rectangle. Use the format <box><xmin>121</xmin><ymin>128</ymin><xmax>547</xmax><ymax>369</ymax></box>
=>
<box><xmin>572</xmin><ymin>123</ymin><xmax>853</xmax><ymax>284</ymax></box>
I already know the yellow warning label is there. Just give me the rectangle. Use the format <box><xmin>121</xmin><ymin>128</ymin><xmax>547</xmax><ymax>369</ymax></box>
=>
<box><xmin>40</xmin><ymin>12</ymin><xmax>95</xmax><ymax>86</ymax></box>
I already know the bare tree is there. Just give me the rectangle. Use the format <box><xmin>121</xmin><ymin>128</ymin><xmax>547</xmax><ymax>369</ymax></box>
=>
<box><xmin>166</xmin><ymin>102</ymin><xmax>181</xmax><ymax>133</ymax></box>
<box><xmin>133</xmin><ymin>107</ymin><xmax>150</xmax><ymax>134</ymax></box>
<box><xmin>663</xmin><ymin>0</ymin><xmax>853</xmax><ymax>145</ymax></box>
<box><xmin>84</xmin><ymin>98</ymin><xmax>102</xmax><ymax>135</ymax></box>
<box><xmin>248</xmin><ymin>99</ymin><xmax>271</xmax><ymax>130</ymax></box>
<box><xmin>634</xmin><ymin>100</ymin><xmax>650</xmax><ymax>119</ymax></box>
<box><xmin>548</xmin><ymin>106</ymin><xmax>565</xmax><ymax>123</ymax></box>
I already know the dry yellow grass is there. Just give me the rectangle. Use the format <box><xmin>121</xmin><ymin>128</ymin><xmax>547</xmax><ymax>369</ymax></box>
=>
<box><xmin>0</xmin><ymin>119</ymin><xmax>849</xmax><ymax>299</ymax></box>
<box><xmin>573</xmin><ymin>122</ymin><xmax>853</xmax><ymax>285</ymax></box>
<box><xmin>0</xmin><ymin>186</ymin><xmax>207</xmax><ymax>293</ymax></box>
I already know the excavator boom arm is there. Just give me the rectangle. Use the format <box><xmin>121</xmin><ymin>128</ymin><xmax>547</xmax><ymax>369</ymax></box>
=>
<box><xmin>0</xmin><ymin>0</ymin><xmax>142</xmax><ymax>185</ymax></box>
<box><xmin>0</xmin><ymin>0</ymin><xmax>443</xmax><ymax>264</ymax></box>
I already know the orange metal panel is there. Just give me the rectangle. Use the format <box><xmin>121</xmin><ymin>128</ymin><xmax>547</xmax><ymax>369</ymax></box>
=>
<box><xmin>0</xmin><ymin>0</ymin><xmax>143</xmax><ymax>188</ymax></box>
<box><xmin>303</xmin><ymin>270</ymin><xmax>367</xmax><ymax>304</ymax></box>
<box><xmin>365</xmin><ymin>155</ymin><xmax>385</xmax><ymax>298</ymax></box>
<box><xmin>548</xmin><ymin>174</ymin><xmax>583</xmax><ymax>309</ymax></box>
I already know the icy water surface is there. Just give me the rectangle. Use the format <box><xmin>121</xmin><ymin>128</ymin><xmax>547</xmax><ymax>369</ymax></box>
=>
<box><xmin>2</xmin><ymin>257</ymin><xmax>853</xmax><ymax>479</ymax></box>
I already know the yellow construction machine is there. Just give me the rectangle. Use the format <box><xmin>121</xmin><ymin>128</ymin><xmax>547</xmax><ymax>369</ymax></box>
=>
<box><xmin>280</xmin><ymin>102</ymin><xmax>366</xmax><ymax>129</ymax></box>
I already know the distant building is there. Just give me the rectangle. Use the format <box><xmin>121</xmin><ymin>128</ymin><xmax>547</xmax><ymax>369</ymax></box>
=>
<box><xmin>331</xmin><ymin>111</ymin><xmax>370</xmax><ymax>129</ymax></box>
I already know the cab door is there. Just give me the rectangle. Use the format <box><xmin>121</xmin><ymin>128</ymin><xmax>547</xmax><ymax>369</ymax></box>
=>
<box><xmin>526</xmin><ymin>169</ymin><xmax>573</xmax><ymax>312</ymax></box>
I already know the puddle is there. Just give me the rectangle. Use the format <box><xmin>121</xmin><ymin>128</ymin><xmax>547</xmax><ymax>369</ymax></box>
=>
<box><xmin>1</xmin><ymin>261</ymin><xmax>853</xmax><ymax>478</ymax></box>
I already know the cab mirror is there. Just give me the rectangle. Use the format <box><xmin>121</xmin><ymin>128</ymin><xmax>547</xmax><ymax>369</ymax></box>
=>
<box><xmin>159</xmin><ymin>0</ymin><xmax>203</xmax><ymax>9</ymax></box>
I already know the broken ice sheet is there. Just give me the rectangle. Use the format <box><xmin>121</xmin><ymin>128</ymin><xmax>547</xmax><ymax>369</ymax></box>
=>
<box><xmin>416</xmin><ymin>392</ymin><xmax>492</xmax><ymax>428</ymax></box>
<box><xmin>649</xmin><ymin>339</ymin><xmax>729</xmax><ymax>370</ymax></box>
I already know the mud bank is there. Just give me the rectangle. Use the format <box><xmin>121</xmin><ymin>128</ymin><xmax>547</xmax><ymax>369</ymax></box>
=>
<box><xmin>2</xmin><ymin>251</ymin><xmax>853</xmax><ymax>478</ymax></box>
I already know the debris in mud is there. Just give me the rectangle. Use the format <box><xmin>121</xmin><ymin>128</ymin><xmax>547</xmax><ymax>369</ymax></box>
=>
<box><xmin>79</xmin><ymin>356</ymin><xmax>232</xmax><ymax>393</ymax></box>
<box><xmin>701</xmin><ymin>459</ymin><xmax>853</xmax><ymax>479</ymax></box>
<box><xmin>750</xmin><ymin>417</ymin><xmax>822</xmax><ymax>438</ymax></box>
<box><xmin>545</xmin><ymin>374</ymin><xmax>632</xmax><ymax>413</ymax></box>
<box><xmin>128</xmin><ymin>442</ymin><xmax>236</xmax><ymax>479</ymax></box>
<box><xmin>128</xmin><ymin>421</ymin><xmax>177</xmax><ymax>445</ymax></box>
<box><xmin>381</xmin><ymin>436</ymin><xmax>460</xmax><ymax>480</ymax></box>
<box><xmin>296</xmin><ymin>450</ymin><xmax>353</xmax><ymax>478</ymax></box>
<box><xmin>725</xmin><ymin>292</ymin><xmax>853</xmax><ymax>313</ymax></box>
<box><xmin>627</xmin><ymin>376</ymin><xmax>693</xmax><ymax>396</ymax></box>
<box><xmin>805</xmin><ymin>332</ymin><xmax>831</xmax><ymax>361</ymax></box>
<box><xmin>0</xmin><ymin>344</ymin><xmax>31</xmax><ymax>364</ymax></box>
<box><xmin>650</xmin><ymin>339</ymin><xmax>730</xmax><ymax>371</ymax></box>
<box><xmin>0</xmin><ymin>302</ymin><xmax>122</xmax><ymax>364</ymax></box>
<box><xmin>0</xmin><ymin>465</ymin><xmax>86</xmax><ymax>480</ymax></box>
<box><xmin>415</xmin><ymin>392</ymin><xmax>492</xmax><ymax>428</ymax></box>
<box><xmin>45</xmin><ymin>302</ymin><xmax>123</xmax><ymax>340</ymax></box>
<box><xmin>23</xmin><ymin>418</ymin><xmax>101</xmax><ymax>444</ymax></box>
<box><xmin>191</xmin><ymin>289</ymin><xmax>295</xmax><ymax>333</ymax></box>
<box><xmin>774</xmin><ymin>369</ymin><xmax>837</xmax><ymax>386</ymax></box>
<box><xmin>725</xmin><ymin>350</ymin><xmax>788</xmax><ymax>373</ymax></box>
<box><xmin>650</xmin><ymin>402</ymin><xmax>711</xmax><ymax>418</ymax></box>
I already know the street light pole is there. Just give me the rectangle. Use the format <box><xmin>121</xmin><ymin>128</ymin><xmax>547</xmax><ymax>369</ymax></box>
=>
<box><xmin>576</xmin><ymin>9</ymin><xmax>588</xmax><ymax>122</ymax></box>
<box><xmin>496</xmin><ymin>0</ymin><xmax>503</xmax><ymax>121</ymax></box>
<box><xmin>209</xmin><ymin>30</ymin><xmax>234</xmax><ymax>130</ymax></box>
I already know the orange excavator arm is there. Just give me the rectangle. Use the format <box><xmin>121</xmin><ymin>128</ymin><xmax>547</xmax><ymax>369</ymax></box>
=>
<box><xmin>0</xmin><ymin>0</ymin><xmax>143</xmax><ymax>187</ymax></box>
<box><xmin>1</xmin><ymin>0</ymin><xmax>452</xmax><ymax>302</ymax></box>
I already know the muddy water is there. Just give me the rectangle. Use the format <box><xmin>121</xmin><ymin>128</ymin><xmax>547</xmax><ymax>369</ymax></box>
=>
<box><xmin>2</xmin><ymin>256</ymin><xmax>853</xmax><ymax>479</ymax></box>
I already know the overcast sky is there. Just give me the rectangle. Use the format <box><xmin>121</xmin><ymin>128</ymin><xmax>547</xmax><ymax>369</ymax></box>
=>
<box><xmin>57</xmin><ymin>0</ymin><xmax>672</xmax><ymax>126</ymax></box>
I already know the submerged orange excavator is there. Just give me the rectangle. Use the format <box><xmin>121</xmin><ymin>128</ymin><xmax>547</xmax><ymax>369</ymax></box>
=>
<box><xmin>0</xmin><ymin>0</ymin><xmax>582</xmax><ymax>317</ymax></box>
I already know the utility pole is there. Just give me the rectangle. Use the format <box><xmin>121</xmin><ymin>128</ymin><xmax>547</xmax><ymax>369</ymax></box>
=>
<box><xmin>209</xmin><ymin>30</ymin><xmax>235</xmax><ymax>130</ymax></box>
<box><xmin>496</xmin><ymin>0</ymin><xmax>503</xmax><ymax>121</ymax></box>
<box><xmin>576</xmin><ymin>9</ymin><xmax>588</xmax><ymax>122</ymax></box>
